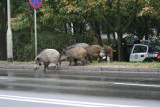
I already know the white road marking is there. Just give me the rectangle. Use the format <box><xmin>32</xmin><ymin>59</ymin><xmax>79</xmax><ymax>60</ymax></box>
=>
<box><xmin>114</xmin><ymin>82</ymin><xmax>160</xmax><ymax>88</ymax></box>
<box><xmin>0</xmin><ymin>95</ymin><xmax>143</xmax><ymax>107</ymax></box>
<box><xmin>0</xmin><ymin>77</ymin><xmax>8</xmax><ymax>79</ymax></box>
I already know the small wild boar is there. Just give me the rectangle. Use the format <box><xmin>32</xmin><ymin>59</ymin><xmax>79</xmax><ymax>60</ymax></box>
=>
<box><xmin>61</xmin><ymin>47</ymin><xmax>87</xmax><ymax>66</ymax></box>
<box><xmin>84</xmin><ymin>45</ymin><xmax>102</xmax><ymax>63</ymax></box>
<box><xmin>34</xmin><ymin>49</ymin><xmax>61</xmax><ymax>73</ymax></box>
<box><xmin>99</xmin><ymin>45</ymin><xmax>114</xmax><ymax>62</ymax></box>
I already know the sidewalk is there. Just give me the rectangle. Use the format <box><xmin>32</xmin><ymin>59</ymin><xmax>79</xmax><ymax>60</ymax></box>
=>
<box><xmin>0</xmin><ymin>63</ymin><xmax>160</xmax><ymax>72</ymax></box>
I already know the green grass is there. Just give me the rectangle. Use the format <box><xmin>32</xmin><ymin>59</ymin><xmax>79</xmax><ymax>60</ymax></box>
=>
<box><xmin>0</xmin><ymin>61</ymin><xmax>34</xmax><ymax>65</ymax></box>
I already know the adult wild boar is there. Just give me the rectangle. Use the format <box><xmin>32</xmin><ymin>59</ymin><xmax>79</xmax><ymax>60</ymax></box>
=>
<box><xmin>99</xmin><ymin>45</ymin><xmax>114</xmax><ymax>62</ymax></box>
<box><xmin>84</xmin><ymin>45</ymin><xmax>102</xmax><ymax>63</ymax></box>
<box><xmin>66</xmin><ymin>43</ymin><xmax>89</xmax><ymax>50</ymax></box>
<box><xmin>34</xmin><ymin>49</ymin><xmax>61</xmax><ymax>73</ymax></box>
<box><xmin>61</xmin><ymin>47</ymin><xmax>87</xmax><ymax>66</ymax></box>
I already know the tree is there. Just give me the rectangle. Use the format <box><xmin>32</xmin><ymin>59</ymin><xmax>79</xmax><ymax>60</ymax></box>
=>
<box><xmin>101</xmin><ymin>0</ymin><xmax>140</xmax><ymax>61</ymax></box>
<box><xmin>4</xmin><ymin>0</ymin><xmax>160</xmax><ymax>61</ymax></box>
<box><xmin>0</xmin><ymin>0</ymin><xmax>7</xmax><ymax>60</ymax></box>
<box><xmin>127</xmin><ymin>0</ymin><xmax>160</xmax><ymax>41</ymax></box>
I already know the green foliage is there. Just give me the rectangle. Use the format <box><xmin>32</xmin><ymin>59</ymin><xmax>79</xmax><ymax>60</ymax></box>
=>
<box><xmin>12</xmin><ymin>15</ymin><xmax>30</xmax><ymax>31</ymax></box>
<box><xmin>37</xmin><ymin>32</ymin><xmax>94</xmax><ymax>52</ymax></box>
<box><xmin>6</xmin><ymin>0</ymin><xmax>160</xmax><ymax>62</ymax></box>
<box><xmin>13</xmin><ymin>31</ymin><xmax>94</xmax><ymax>61</ymax></box>
<box><xmin>13</xmin><ymin>31</ymin><xmax>33</xmax><ymax>61</ymax></box>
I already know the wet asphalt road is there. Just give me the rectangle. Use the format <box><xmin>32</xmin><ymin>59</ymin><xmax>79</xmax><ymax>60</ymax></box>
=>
<box><xmin>0</xmin><ymin>90</ymin><xmax>160</xmax><ymax>107</ymax></box>
<box><xmin>0</xmin><ymin>65</ymin><xmax>160</xmax><ymax>107</ymax></box>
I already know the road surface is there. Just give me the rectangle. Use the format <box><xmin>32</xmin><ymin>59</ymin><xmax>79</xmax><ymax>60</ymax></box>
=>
<box><xmin>0</xmin><ymin>66</ymin><xmax>160</xmax><ymax>107</ymax></box>
<box><xmin>0</xmin><ymin>90</ymin><xmax>160</xmax><ymax>107</ymax></box>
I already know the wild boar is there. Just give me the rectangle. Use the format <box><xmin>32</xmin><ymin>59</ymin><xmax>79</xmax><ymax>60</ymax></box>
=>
<box><xmin>99</xmin><ymin>45</ymin><xmax>114</xmax><ymax>62</ymax></box>
<box><xmin>66</xmin><ymin>43</ymin><xmax>89</xmax><ymax>50</ymax></box>
<box><xmin>34</xmin><ymin>49</ymin><xmax>61</xmax><ymax>73</ymax></box>
<box><xmin>61</xmin><ymin>47</ymin><xmax>87</xmax><ymax>66</ymax></box>
<box><xmin>84</xmin><ymin>45</ymin><xmax>102</xmax><ymax>63</ymax></box>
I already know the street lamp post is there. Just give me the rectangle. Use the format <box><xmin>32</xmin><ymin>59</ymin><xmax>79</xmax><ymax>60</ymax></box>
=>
<box><xmin>7</xmin><ymin>0</ymin><xmax>13</xmax><ymax>62</ymax></box>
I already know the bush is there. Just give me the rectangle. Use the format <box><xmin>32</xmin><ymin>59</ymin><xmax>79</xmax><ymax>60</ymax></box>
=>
<box><xmin>13</xmin><ymin>31</ymin><xmax>94</xmax><ymax>61</ymax></box>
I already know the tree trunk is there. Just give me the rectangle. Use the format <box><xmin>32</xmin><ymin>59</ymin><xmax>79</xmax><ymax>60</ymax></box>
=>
<box><xmin>94</xmin><ymin>21</ymin><xmax>103</xmax><ymax>46</ymax></box>
<box><xmin>144</xmin><ymin>16</ymin><xmax>149</xmax><ymax>40</ymax></box>
<box><xmin>113</xmin><ymin>32</ymin><xmax>116</xmax><ymax>42</ymax></box>
<box><xmin>0</xmin><ymin>0</ymin><xmax>7</xmax><ymax>60</ymax></box>
<box><xmin>117</xmin><ymin>31</ymin><xmax>124</xmax><ymax>61</ymax></box>
<box><xmin>107</xmin><ymin>32</ymin><xmax>111</xmax><ymax>45</ymax></box>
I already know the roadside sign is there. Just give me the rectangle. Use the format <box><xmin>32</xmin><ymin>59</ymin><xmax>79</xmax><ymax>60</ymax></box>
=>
<box><xmin>29</xmin><ymin>0</ymin><xmax>43</xmax><ymax>57</ymax></box>
<box><xmin>29</xmin><ymin>0</ymin><xmax>42</xmax><ymax>9</ymax></box>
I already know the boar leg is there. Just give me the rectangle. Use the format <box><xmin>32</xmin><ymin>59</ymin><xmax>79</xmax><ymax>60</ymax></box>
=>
<box><xmin>98</xmin><ymin>55</ymin><xmax>102</xmax><ymax>62</ymax></box>
<box><xmin>88</xmin><ymin>55</ymin><xmax>92</xmax><ymax>63</ymax></box>
<box><xmin>69</xmin><ymin>58</ymin><xmax>73</xmax><ymax>66</ymax></box>
<box><xmin>81</xmin><ymin>58</ymin><xmax>86</xmax><ymax>66</ymax></box>
<box><xmin>110</xmin><ymin>56</ymin><xmax>113</xmax><ymax>62</ymax></box>
<box><xmin>55</xmin><ymin>62</ymin><xmax>60</xmax><ymax>70</ymax></box>
<box><xmin>43</xmin><ymin>64</ymin><xmax>49</xmax><ymax>73</ymax></box>
<box><xmin>73</xmin><ymin>58</ymin><xmax>78</xmax><ymax>65</ymax></box>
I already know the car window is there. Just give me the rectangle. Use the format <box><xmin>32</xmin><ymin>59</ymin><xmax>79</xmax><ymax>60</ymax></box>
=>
<box><xmin>133</xmin><ymin>45</ymin><xmax>147</xmax><ymax>53</ymax></box>
<box><xmin>155</xmin><ymin>46</ymin><xmax>160</xmax><ymax>52</ymax></box>
<box><xmin>148</xmin><ymin>47</ymin><xmax>155</xmax><ymax>52</ymax></box>
<box><xmin>148</xmin><ymin>45</ymin><xmax>160</xmax><ymax>52</ymax></box>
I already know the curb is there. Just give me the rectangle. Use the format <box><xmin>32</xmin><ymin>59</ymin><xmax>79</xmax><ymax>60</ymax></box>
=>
<box><xmin>0</xmin><ymin>64</ymin><xmax>160</xmax><ymax>72</ymax></box>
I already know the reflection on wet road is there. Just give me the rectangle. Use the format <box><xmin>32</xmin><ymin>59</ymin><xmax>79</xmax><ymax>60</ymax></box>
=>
<box><xmin>0</xmin><ymin>69</ymin><xmax>160</xmax><ymax>99</ymax></box>
<box><xmin>0</xmin><ymin>68</ymin><xmax>160</xmax><ymax>107</ymax></box>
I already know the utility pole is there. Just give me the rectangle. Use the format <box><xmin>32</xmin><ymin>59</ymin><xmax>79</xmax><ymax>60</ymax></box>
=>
<box><xmin>7</xmin><ymin>0</ymin><xmax>13</xmax><ymax>62</ymax></box>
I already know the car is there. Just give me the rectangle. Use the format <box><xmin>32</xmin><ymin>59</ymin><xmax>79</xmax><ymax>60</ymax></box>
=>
<box><xmin>129</xmin><ymin>44</ymin><xmax>160</xmax><ymax>62</ymax></box>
